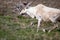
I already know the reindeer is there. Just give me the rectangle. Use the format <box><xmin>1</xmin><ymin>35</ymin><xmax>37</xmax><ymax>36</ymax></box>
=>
<box><xmin>20</xmin><ymin>2</ymin><xmax>60</xmax><ymax>32</ymax></box>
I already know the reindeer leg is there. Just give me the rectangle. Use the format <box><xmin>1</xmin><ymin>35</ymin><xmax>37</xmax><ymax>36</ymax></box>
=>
<box><xmin>37</xmin><ymin>19</ymin><xmax>41</xmax><ymax>32</ymax></box>
<box><xmin>48</xmin><ymin>23</ymin><xmax>58</xmax><ymax>33</ymax></box>
<box><xmin>36</xmin><ymin>15</ymin><xmax>45</xmax><ymax>32</ymax></box>
<box><xmin>37</xmin><ymin>19</ymin><xmax>46</xmax><ymax>32</ymax></box>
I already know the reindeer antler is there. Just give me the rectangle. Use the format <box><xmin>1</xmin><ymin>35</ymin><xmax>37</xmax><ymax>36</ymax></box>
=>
<box><xmin>26</xmin><ymin>1</ymin><xmax>33</xmax><ymax>7</ymax></box>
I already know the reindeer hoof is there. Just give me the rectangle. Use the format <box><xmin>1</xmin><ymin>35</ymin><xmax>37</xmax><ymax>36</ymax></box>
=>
<box><xmin>48</xmin><ymin>30</ymin><xmax>51</xmax><ymax>33</ymax></box>
<box><xmin>37</xmin><ymin>30</ymin><xmax>38</xmax><ymax>32</ymax></box>
<box><xmin>42</xmin><ymin>29</ymin><xmax>46</xmax><ymax>32</ymax></box>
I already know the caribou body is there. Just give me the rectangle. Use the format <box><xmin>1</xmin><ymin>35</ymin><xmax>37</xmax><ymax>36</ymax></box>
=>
<box><xmin>20</xmin><ymin>4</ymin><xmax>60</xmax><ymax>32</ymax></box>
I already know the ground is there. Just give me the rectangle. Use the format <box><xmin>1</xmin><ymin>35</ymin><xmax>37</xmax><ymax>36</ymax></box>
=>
<box><xmin>0</xmin><ymin>15</ymin><xmax>60</xmax><ymax>40</ymax></box>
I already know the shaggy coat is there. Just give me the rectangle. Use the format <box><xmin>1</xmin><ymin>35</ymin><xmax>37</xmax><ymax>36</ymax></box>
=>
<box><xmin>20</xmin><ymin>4</ymin><xmax>60</xmax><ymax>32</ymax></box>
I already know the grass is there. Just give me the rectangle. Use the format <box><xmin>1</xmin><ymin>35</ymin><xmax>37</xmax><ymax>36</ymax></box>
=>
<box><xmin>0</xmin><ymin>15</ymin><xmax>60</xmax><ymax>40</ymax></box>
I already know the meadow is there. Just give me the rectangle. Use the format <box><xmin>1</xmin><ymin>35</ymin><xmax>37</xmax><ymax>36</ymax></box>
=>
<box><xmin>0</xmin><ymin>15</ymin><xmax>60</xmax><ymax>40</ymax></box>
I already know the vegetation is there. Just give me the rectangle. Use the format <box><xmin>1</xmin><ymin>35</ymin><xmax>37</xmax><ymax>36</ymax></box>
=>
<box><xmin>0</xmin><ymin>15</ymin><xmax>60</xmax><ymax>40</ymax></box>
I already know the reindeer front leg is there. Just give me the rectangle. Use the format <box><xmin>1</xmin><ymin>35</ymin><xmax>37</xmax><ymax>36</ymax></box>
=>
<box><xmin>37</xmin><ymin>18</ymin><xmax>46</xmax><ymax>32</ymax></box>
<box><xmin>37</xmin><ymin>19</ymin><xmax>46</xmax><ymax>32</ymax></box>
<box><xmin>37</xmin><ymin>19</ymin><xmax>41</xmax><ymax>32</ymax></box>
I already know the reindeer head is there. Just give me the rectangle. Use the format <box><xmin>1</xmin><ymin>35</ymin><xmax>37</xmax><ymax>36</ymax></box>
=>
<box><xmin>20</xmin><ymin>2</ymin><xmax>32</xmax><ymax>15</ymax></box>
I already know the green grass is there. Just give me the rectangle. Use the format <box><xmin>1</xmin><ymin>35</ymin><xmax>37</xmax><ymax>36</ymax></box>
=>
<box><xmin>0</xmin><ymin>15</ymin><xmax>60</xmax><ymax>40</ymax></box>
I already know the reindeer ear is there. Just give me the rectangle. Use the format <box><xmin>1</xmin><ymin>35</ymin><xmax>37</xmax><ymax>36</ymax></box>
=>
<box><xmin>23</xmin><ymin>2</ymin><xmax>28</xmax><ymax>6</ymax></box>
